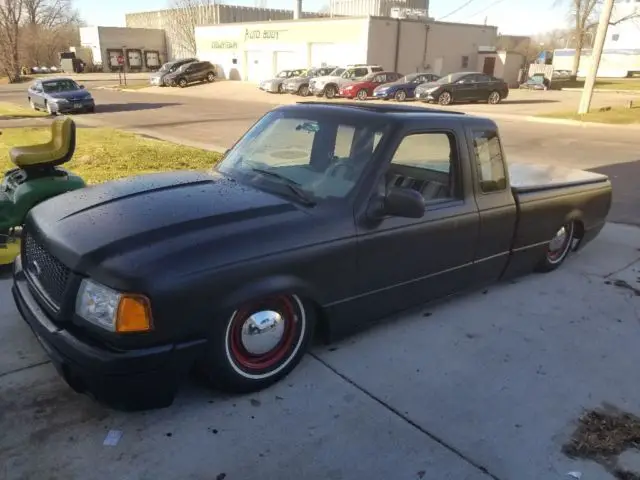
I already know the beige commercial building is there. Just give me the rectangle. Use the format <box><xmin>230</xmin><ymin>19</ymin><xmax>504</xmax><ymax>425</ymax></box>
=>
<box><xmin>79</xmin><ymin>26</ymin><xmax>167</xmax><ymax>72</ymax></box>
<box><xmin>195</xmin><ymin>16</ymin><xmax>499</xmax><ymax>82</ymax></box>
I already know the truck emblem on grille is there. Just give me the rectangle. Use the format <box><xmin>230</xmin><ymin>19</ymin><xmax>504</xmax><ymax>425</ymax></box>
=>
<box><xmin>28</xmin><ymin>260</ymin><xmax>42</xmax><ymax>277</ymax></box>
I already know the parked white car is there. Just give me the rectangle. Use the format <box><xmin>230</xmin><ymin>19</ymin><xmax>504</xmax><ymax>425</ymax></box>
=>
<box><xmin>309</xmin><ymin>64</ymin><xmax>383</xmax><ymax>99</ymax></box>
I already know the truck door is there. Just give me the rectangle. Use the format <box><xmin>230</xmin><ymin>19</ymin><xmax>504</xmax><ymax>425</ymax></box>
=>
<box><xmin>466</xmin><ymin>127</ymin><xmax>518</xmax><ymax>284</ymax></box>
<box><xmin>355</xmin><ymin>127</ymin><xmax>480</xmax><ymax>319</ymax></box>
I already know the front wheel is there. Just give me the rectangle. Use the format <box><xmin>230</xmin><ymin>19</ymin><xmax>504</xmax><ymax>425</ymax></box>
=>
<box><xmin>178</xmin><ymin>78</ymin><xmax>188</xmax><ymax>88</ymax></box>
<box><xmin>197</xmin><ymin>294</ymin><xmax>315</xmax><ymax>393</ymax></box>
<box><xmin>394</xmin><ymin>90</ymin><xmax>407</xmax><ymax>102</ymax></box>
<box><xmin>356</xmin><ymin>89</ymin><xmax>368</xmax><ymax>101</ymax></box>
<box><xmin>206</xmin><ymin>72</ymin><xmax>215</xmax><ymax>82</ymax></box>
<box><xmin>298</xmin><ymin>84</ymin><xmax>310</xmax><ymax>96</ymax></box>
<box><xmin>536</xmin><ymin>221</ymin><xmax>575</xmax><ymax>272</ymax></box>
<box><xmin>437</xmin><ymin>91</ymin><xmax>452</xmax><ymax>105</ymax></box>
<box><xmin>324</xmin><ymin>85</ymin><xmax>337</xmax><ymax>99</ymax></box>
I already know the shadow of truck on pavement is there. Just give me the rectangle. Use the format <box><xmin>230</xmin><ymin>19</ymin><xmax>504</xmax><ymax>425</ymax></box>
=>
<box><xmin>95</xmin><ymin>102</ymin><xmax>180</xmax><ymax>113</ymax></box>
<box><xmin>590</xmin><ymin>159</ymin><xmax>640</xmax><ymax>226</ymax></box>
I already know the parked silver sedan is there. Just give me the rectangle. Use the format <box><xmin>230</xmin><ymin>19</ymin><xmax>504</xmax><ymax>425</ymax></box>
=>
<box><xmin>259</xmin><ymin>69</ymin><xmax>306</xmax><ymax>93</ymax></box>
<box><xmin>283</xmin><ymin>66</ymin><xmax>337</xmax><ymax>96</ymax></box>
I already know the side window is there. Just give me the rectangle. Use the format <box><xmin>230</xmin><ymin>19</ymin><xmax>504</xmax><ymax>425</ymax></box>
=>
<box><xmin>371</xmin><ymin>66</ymin><xmax>383</xmax><ymax>72</ymax></box>
<box><xmin>477</xmin><ymin>74</ymin><xmax>492</xmax><ymax>82</ymax></box>
<box><xmin>373</xmin><ymin>74</ymin><xmax>385</xmax><ymax>83</ymax></box>
<box><xmin>354</xmin><ymin>68</ymin><xmax>368</xmax><ymax>77</ymax></box>
<box><xmin>387</xmin><ymin>132</ymin><xmax>456</xmax><ymax>202</ymax></box>
<box><xmin>473</xmin><ymin>130</ymin><xmax>507</xmax><ymax>193</ymax></box>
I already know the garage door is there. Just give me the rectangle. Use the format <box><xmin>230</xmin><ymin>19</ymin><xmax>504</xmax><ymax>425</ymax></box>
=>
<box><xmin>246</xmin><ymin>51</ymin><xmax>271</xmax><ymax>82</ymax></box>
<box><xmin>275</xmin><ymin>51</ymin><xmax>300</xmax><ymax>73</ymax></box>
<box><xmin>310</xmin><ymin>43</ymin><xmax>362</xmax><ymax>67</ymax></box>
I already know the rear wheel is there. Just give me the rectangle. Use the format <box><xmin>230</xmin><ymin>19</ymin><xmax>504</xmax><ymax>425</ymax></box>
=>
<box><xmin>197</xmin><ymin>294</ymin><xmax>315</xmax><ymax>393</ymax></box>
<box><xmin>206</xmin><ymin>72</ymin><xmax>215</xmax><ymax>82</ymax></box>
<box><xmin>536</xmin><ymin>221</ymin><xmax>575</xmax><ymax>272</ymax></box>
<box><xmin>356</xmin><ymin>89</ymin><xmax>368</xmax><ymax>101</ymax></box>
<box><xmin>488</xmin><ymin>90</ymin><xmax>502</xmax><ymax>104</ymax></box>
<box><xmin>394</xmin><ymin>90</ymin><xmax>407</xmax><ymax>102</ymax></box>
<box><xmin>437</xmin><ymin>91</ymin><xmax>452</xmax><ymax>105</ymax></box>
<box><xmin>178</xmin><ymin>78</ymin><xmax>188</xmax><ymax>88</ymax></box>
<box><xmin>277</xmin><ymin>83</ymin><xmax>284</xmax><ymax>94</ymax></box>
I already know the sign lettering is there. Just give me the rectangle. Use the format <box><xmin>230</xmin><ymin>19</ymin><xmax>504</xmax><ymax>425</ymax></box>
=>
<box><xmin>212</xmin><ymin>40</ymin><xmax>238</xmax><ymax>49</ymax></box>
<box><xmin>244</xmin><ymin>28</ymin><xmax>287</xmax><ymax>41</ymax></box>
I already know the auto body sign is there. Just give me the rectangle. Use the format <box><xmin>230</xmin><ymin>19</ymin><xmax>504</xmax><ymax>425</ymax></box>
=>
<box><xmin>244</xmin><ymin>28</ymin><xmax>287</xmax><ymax>41</ymax></box>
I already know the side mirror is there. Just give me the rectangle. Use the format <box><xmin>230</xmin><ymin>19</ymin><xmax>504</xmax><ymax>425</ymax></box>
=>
<box><xmin>383</xmin><ymin>187</ymin><xmax>425</xmax><ymax>218</ymax></box>
<box><xmin>79</xmin><ymin>85</ymin><xmax>85</xmax><ymax>89</ymax></box>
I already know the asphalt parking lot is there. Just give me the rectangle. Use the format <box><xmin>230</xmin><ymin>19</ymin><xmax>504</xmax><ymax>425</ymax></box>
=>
<box><xmin>1</xmin><ymin>79</ymin><xmax>640</xmax><ymax>479</ymax></box>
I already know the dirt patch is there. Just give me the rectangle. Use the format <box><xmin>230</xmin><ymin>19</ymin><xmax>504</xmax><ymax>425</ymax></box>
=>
<box><xmin>563</xmin><ymin>404</ymin><xmax>640</xmax><ymax>479</ymax></box>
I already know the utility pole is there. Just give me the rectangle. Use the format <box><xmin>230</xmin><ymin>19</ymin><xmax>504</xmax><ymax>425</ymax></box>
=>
<box><xmin>577</xmin><ymin>0</ymin><xmax>615</xmax><ymax>114</ymax></box>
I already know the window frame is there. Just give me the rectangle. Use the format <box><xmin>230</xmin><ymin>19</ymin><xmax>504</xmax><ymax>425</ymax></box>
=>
<box><xmin>470</xmin><ymin>128</ymin><xmax>508</xmax><ymax>195</ymax></box>
<box><xmin>385</xmin><ymin>129</ymin><xmax>464</xmax><ymax>205</ymax></box>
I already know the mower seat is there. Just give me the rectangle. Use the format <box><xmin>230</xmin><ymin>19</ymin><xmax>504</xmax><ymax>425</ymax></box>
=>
<box><xmin>10</xmin><ymin>117</ymin><xmax>76</xmax><ymax>169</ymax></box>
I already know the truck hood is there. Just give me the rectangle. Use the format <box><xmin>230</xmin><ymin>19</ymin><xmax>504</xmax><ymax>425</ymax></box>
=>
<box><xmin>26</xmin><ymin>170</ymin><xmax>302</xmax><ymax>282</ymax></box>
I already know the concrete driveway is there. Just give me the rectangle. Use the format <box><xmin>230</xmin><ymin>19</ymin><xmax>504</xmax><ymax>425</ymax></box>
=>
<box><xmin>1</xmin><ymin>223</ymin><xmax>639</xmax><ymax>480</ymax></box>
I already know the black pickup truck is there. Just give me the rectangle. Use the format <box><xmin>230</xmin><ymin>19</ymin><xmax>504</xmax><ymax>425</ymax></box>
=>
<box><xmin>12</xmin><ymin>103</ymin><xmax>612</xmax><ymax>410</ymax></box>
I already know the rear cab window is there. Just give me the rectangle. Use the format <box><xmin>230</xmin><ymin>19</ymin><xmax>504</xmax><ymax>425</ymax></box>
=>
<box><xmin>472</xmin><ymin>129</ymin><xmax>507</xmax><ymax>193</ymax></box>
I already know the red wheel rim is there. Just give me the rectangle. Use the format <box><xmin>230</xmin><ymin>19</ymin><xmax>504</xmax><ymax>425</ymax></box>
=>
<box><xmin>228</xmin><ymin>296</ymin><xmax>299</xmax><ymax>371</ymax></box>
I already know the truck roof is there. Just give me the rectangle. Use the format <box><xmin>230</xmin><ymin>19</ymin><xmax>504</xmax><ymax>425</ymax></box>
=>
<box><xmin>284</xmin><ymin>101</ymin><xmax>498</xmax><ymax>130</ymax></box>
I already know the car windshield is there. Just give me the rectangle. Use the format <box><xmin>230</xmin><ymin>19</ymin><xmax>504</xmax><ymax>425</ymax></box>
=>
<box><xmin>276</xmin><ymin>70</ymin><xmax>292</xmax><ymax>78</ymax></box>
<box><xmin>328</xmin><ymin>67</ymin><xmax>345</xmax><ymax>76</ymax></box>
<box><xmin>216</xmin><ymin>110</ymin><xmax>389</xmax><ymax>205</ymax></box>
<box><xmin>159</xmin><ymin>62</ymin><xmax>174</xmax><ymax>72</ymax></box>
<box><xmin>42</xmin><ymin>79</ymin><xmax>80</xmax><ymax>92</ymax></box>
<box><xmin>402</xmin><ymin>73</ymin><xmax>420</xmax><ymax>83</ymax></box>
<box><xmin>436</xmin><ymin>73</ymin><xmax>468</xmax><ymax>84</ymax></box>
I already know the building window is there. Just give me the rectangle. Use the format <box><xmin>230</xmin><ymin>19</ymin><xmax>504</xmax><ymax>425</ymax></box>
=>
<box><xmin>612</xmin><ymin>33</ymin><xmax>620</xmax><ymax>41</ymax></box>
<box><xmin>461</xmin><ymin>56</ymin><xmax>469</xmax><ymax>68</ymax></box>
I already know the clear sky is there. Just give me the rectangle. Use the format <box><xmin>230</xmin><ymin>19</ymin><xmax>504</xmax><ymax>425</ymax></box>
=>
<box><xmin>76</xmin><ymin>0</ymin><xmax>570</xmax><ymax>36</ymax></box>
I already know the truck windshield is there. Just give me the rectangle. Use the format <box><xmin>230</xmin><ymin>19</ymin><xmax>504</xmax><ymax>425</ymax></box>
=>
<box><xmin>216</xmin><ymin>110</ymin><xmax>388</xmax><ymax>205</ymax></box>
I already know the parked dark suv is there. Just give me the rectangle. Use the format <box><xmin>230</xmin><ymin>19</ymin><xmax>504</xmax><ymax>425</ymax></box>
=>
<box><xmin>149</xmin><ymin>58</ymin><xmax>198</xmax><ymax>87</ymax></box>
<box><xmin>166</xmin><ymin>61</ymin><xmax>216</xmax><ymax>88</ymax></box>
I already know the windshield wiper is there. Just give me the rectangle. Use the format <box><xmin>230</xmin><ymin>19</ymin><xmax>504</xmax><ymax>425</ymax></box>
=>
<box><xmin>251</xmin><ymin>168</ymin><xmax>316</xmax><ymax>207</ymax></box>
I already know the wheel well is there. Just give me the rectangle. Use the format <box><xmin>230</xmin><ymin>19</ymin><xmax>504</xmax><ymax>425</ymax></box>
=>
<box><xmin>571</xmin><ymin>219</ymin><xmax>585</xmax><ymax>251</ymax></box>
<box><xmin>307</xmin><ymin>298</ymin><xmax>331</xmax><ymax>345</ymax></box>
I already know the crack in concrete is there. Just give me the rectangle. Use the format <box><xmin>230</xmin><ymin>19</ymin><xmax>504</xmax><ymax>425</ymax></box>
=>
<box><xmin>0</xmin><ymin>360</ymin><xmax>51</xmax><ymax>379</ymax></box>
<box><xmin>310</xmin><ymin>353</ymin><xmax>503</xmax><ymax>480</ymax></box>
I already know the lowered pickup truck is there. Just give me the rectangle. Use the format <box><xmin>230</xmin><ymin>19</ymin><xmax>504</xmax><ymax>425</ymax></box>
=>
<box><xmin>12</xmin><ymin>103</ymin><xmax>612</xmax><ymax>410</ymax></box>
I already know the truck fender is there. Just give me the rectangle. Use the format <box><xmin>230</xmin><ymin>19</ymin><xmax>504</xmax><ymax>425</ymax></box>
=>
<box><xmin>216</xmin><ymin>274</ymin><xmax>323</xmax><ymax>314</ymax></box>
<box><xmin>563</xmin><ymin>208</ymin><xmax>585</xmax><ymax>250</ymax></box>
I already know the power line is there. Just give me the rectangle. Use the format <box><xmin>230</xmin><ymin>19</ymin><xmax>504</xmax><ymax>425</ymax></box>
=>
<box><xmin>437</xmin><ymin>0</ymin><xmax>479</xmax><ymax>21</ymax></box>
<box><xmin>461</xmin><ymin>0</ymin><xmax>508</xmax><ymax>21</ymax></box>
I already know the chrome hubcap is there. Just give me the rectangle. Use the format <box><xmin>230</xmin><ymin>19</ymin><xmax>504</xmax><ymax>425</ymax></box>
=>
<box><xmin>440</xmin><ymin>93</ymin><xmax>450</xmax><ymax>104</ymax></box>
<box><xmin>490</xmin><ymin>93</ymin><xmax>499</xmax><ymax>103</ymax></box>
<box><xmin>240</xmin><ymin>310</ymin><xmax>285</xmax><ymax>355</ymax></box>
<box><xmin>549</xmin><ymin>226</ymin><xmax>568</xmax><ymax>252</ymax></box>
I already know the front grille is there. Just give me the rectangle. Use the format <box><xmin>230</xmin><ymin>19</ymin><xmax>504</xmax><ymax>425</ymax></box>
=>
<box><xmin>23</xmin><ymin>232</ymin><xmax>71</xmax><ymax>308</ymax></box>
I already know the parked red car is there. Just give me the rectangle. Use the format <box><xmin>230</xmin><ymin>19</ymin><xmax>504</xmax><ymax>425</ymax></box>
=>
<box><xmin>338</xmin><ymin>71</ymin><xmax>403</xmax><ymax>100</ymax></box>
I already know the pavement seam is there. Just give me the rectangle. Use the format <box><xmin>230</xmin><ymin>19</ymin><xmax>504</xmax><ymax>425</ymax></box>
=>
<box><xmin>0</xmin><ymin>360</ymin><xmax>51</xmax><ymax>379</ymax></box>
<box><xmin>309</xmin><ymin>353</ymin><xmax>503</xmax><ymax>480</ymax></box>
<box><xmin>603</xmin><ymin>255</ymin><xmax>640</xmax><ymax>279</ymax></box>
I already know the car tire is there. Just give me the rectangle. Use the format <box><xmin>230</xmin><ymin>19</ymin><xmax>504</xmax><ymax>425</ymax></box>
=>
<box><xmin>298</xmin><ymin>84</ymin><xmax>310</xmax><ymax>96</ymax></box>
<box><xmin>206</xmin><ymin>72</ymin><xmax>215</xmax><ymax>82</ymax></box>
<box><xmin>197</xmin><ymin>294</ymin><xmax>315</xmax><ymax>393</ymax></box>
<box><xmin>355</xmin><ymin>89</ymin><xmax>368</xmax><ymax>101</ymax></box>
<box><xmin>488</xmin><ymin>90</ymin><xmax>502</xmax><ymax>104</ymax></box>
<box><xmin>437</xmin><ymin>91</ymin><xmax>452</xmax><ymax>105</ymax></box>
<box><xmin>394</xmin><ymin>90</ymin><xmax>407</xmax><ymax>102</ymax></box>
<box><xmin>178</xmin><ymin>78</ymin><xmax>188</xmax><ymax>88</ymax></box>
<box><xmin>278</xmin><ymin>83</ymin><xmax>284</xmax><ymax>94</ymax></box>
<box><xmin>324</xmin><ymin>85</ymin><xmax>337</xmax><ymax>99</ymax></box>
<box><xmin>535</xmin><ymin>221</ymin><xmax>575</xmax><ymax>272</ymax></box>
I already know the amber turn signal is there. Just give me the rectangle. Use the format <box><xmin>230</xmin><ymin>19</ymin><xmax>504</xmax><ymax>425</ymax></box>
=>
<box><xmin>116</xmin><ymin>294</ymin><xmax>153</xmax><ymax>333</ymax></box>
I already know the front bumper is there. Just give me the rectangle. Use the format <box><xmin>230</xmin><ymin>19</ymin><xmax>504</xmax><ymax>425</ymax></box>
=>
<box><xmin>149</xmin><ymin>76</ymin><xmax>163</xmax><ymax>86</ymax></box>
<box><xmin>11</xmin><ymin>255</ymin><xmax>206</xmax><ymax>410</ymax></box>
<box><xmin>310</xmin><ymin>85</ymin><xmax>326</xmax><ymax>96</ymax></box>
<box><xmin>415</xmin><ymin>90</ymin><xmax>437</xmax><ymax>102</ymax></box>
<box><xmin>373</xmin><ymin>90</ymin><xmax>391</xmax><ymax>99</ymax></box>
<box><xmin>259</xmin><ymin>83</ymin><xmax>281</xmax><ymax>93</ymax></box>
<box><xmin>284</xmin><ymin>83</ymin><xmax>300</xmax><ymax>93</ymax></box>
<box><xmin>51</xmin><ymin>99</ymin><xmax>95</xmax><ymax>113</ymax></box>
<box><xmin>338</xmin><ymin>89</ymin><xmax>356</xmax><ymax>98</ymax></box>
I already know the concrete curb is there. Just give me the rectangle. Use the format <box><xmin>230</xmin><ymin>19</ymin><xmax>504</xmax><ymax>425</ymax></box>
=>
<box><xmin>480</xmin><ymin>112</ymin><xmax>640</xmax><ymax>129</ymax></box>
<box><xmin>561</xmin><ymin>87</ymin><xmax>640</xmax><ymax>94</ymax></box>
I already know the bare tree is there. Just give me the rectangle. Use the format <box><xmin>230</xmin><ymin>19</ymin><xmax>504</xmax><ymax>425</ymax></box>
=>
<box><xmin>0</xmin><ymin>0</ymin><xmax>24</xmax><ymax>82</ymax></box>
<box><xmin>166</xmin><ymin>0</ymin><xmax>217</xmax><ymax>57</ymax></box>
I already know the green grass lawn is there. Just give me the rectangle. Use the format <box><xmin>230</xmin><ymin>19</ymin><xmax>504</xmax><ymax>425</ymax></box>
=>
<box><xmin>0</xmin><ymin>102</ymin><xmax>47</xmax><ymax>118</ymax></box>
<box><xmin>538</xmin><ymin>105</ymin><xmax>640</xmax><ymax>124</ymax></box>
<box><xmin>0</xmin><ymin>104</ymin><xmax>221</xmax><ymax>184</ymax></box>
<box><xmin>556</xmin><ymin>77</ymin><xmax>640</xmax><ymax>91</ymax></box>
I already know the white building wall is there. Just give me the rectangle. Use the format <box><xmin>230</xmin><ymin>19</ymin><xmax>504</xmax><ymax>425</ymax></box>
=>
<box><xmin>79</xmin><ymin>26</ymin><xmax>102</xmax><ymax>65</ymax></box>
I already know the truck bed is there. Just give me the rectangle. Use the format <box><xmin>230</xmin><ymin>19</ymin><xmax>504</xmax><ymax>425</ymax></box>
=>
<box><xmin>508</xmin><ymin>163</ymin><xmax>609</xmax><ymax>193</ymax></box>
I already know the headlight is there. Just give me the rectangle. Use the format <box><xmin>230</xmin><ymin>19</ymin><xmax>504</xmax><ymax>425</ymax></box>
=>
<box><xmin>75</xmin><ymin>278</ymin><xmax>153</xmax><ymax>333</ymax></box>
<box><xmin>51</xmin><ymin>98</ymin><xmax>68</xmax><ymax>103</ymax></box>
